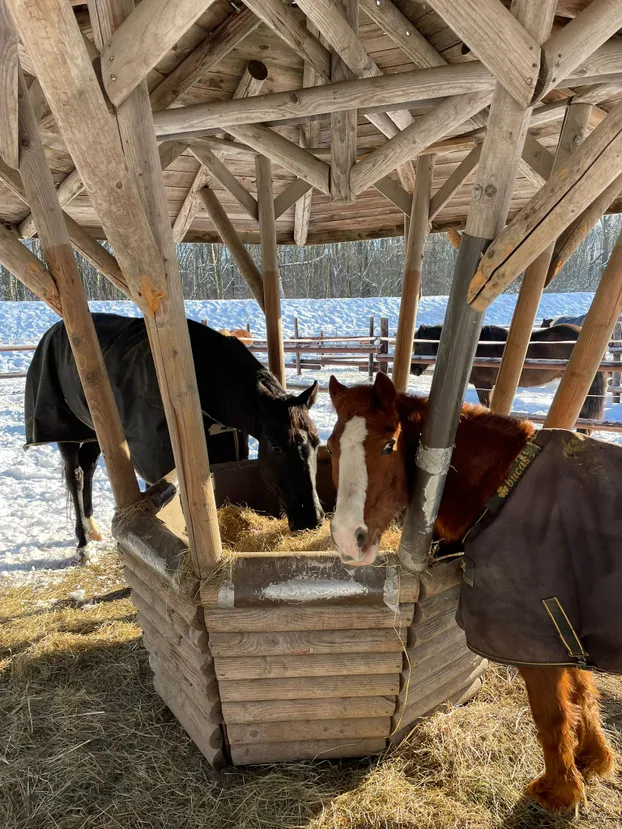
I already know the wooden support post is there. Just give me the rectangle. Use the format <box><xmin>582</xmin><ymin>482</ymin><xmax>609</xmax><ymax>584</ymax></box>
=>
<box><xmin>490</xmin><ymin>102</ymin><xmax>592</xmax><ymax>415</ymax></box>
<box><xmin>392</xmin><ymin>155</ymin><xmax>434</xmax><ymax>393</ymax></box>
<box><xmin>545</xmin><ymin>226</ymin><xmax>622</xmax><ymax>429</ymax></box>
<box><xmin>295</xmin><ymin>24</ymin><xmax>323</xmax><ymax>246</ymax></box>
<box><xmin>198</xmin><ymin>187</ymin><xmax>264</xmax><ymax>310</ymax></box>
<box><xmin>378</xmin><ymin>317</ymin><xmax>389</xmax><ymax>375</ymax></box>
<box><xmin>330</xmin><ymin>0</ymin><xmax>357</xmax><ymax>203</ymax></box>
<box><xmin>256</xmin><ymin>155</ymin><xmax>285</xmax><ymax>387</ymax></box>
<box><xmin>398</xmin><ymin>0</ymin><xmax>557</xmax><ymax>574</ymax></box>
<box><xmin>368</xmin><ymin>316</ymin><xmax>374</xmax><ymax>381</ymax></box>
<box><xmin>0</xmin><ymin>0</ymin><xmax>19</xmax><ymax>170</ymax></box>
<box><xmin>15</xmin><ymin>69</ymin><xmax>140</xmax><ymax>511</ymax></box>
<box><xmin>612</xmin><ymin>318</ymin><xmax>622</xmax><ymax>403</ymax></box>
<box><xmin>293</xmin><ymin>317</ymin><xmax>301</xmax><ymax>376</ymax></box>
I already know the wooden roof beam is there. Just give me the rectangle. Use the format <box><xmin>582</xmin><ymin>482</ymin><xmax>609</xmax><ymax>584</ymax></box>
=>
<box><xmin>225</xmin><ymin>124</ymin><xmax>330</xmax><ymax>195</ymax></box>
<box><xmin>295</xmin><ymin>22</ymin><xmax>323</xmax><ymax>246</ymax></box>
<box><xmin>518</xmin><ymin>133</ymin><xmax>555</xmax><ymax>188</ymax></box>
<box><xmin>572</xmin><ymin>82</ymin><xmax>622</xmax><ymax>105</ymax></box>
<box><xmin>100</xmin><ymin>0</ymin><xmax>220</xmax><ymax>106</ymax></box>
<box><xmin>351</xmin><ymin>90</ymin><xmax>492</xmax><ymax>195</ymax></box>
<box><xmin>0</xmin><ymin>0</ymin><xmax>18</xmax><ymax>169</ymax></box>
<box><xmin>198</xmin><ymin>187</ymin><xmax>265</xmax><ymax>310</ymax></box>
<box><xmin>149</xmin><ymin>9</ymin><xmax>260</xmax><ymax>112</ymax></box>
<box><xmin>152</xmin><ymin>63</ymin><xmax>496</xmax><ymax>139</ymax></box>
<box><xmin>330</xmin><ymin>0</ymin><xmax>358</xmax><ymax>203</ymax></box>
<box><xmin>274</xmin><ymin>178</ymin><xmax>313</xmax><ymax>221</ymax></box>
<box><xmin>536</xmin><ymin>0</ymin><xmax>622</xmax><ymax>101</ymax></box>
<box><xmin>0</xmin><ymin>222</ymin><xmax>61</xmax><ymax>314</ymax></box>
<box><xmin>359</xmin><ymin>0</ymin><xmax>446</xmax><ymax>70</ymax></box>
<box><xmin>373</xmin><ymin>176</ymin><xmax>411</xmax><ymax>215</ymax></box>
<box><xmin>172</xmin><ymin>165</ymin><xmax>211</xmax><ymax>244</ymax></box>
<box><xmin>423</xmin><ymin>0</ymin><xmax>541</xmax><ymax>107</ymax></box>
<box><xmin>428</xmin><ymin>143</ymin><xmax>482</xmax><ymax>221</ymax></box>
<box><xmin>190</xmin><ymin>144</ymin><xmax>258</xmax><ymax>221</ymax></box>
<box><xmin>469</xmin><ymin>99</ymin><xmax>622</xmax><ymax>309</ymax></box>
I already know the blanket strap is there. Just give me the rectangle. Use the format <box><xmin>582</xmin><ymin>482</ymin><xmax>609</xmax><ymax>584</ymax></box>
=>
<box><xmin>542</xmin><ymin>597</ymin><xmax>588</xmax><ymax>667</ymax></box>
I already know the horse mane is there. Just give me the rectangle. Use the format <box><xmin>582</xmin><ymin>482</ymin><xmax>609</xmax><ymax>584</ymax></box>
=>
<box><xmin>398</xmin><ymin>394</ymin><xmax>536</xmax><ymax>543</ymax></box>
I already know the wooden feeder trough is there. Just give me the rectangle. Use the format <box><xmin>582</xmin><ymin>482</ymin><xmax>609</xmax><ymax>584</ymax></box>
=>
<box><xmin>113</xmin><ymin>463</ymin><xmax>486</xmax><ymax>767</ymax></box>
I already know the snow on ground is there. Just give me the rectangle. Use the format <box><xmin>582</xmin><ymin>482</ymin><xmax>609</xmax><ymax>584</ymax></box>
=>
<box><xmin>0</xmin><ymin>293</ymin><xmax>619</xmax><ymax>583</ymax></box>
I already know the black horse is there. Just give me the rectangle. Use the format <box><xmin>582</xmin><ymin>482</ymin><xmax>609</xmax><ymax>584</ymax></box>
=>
<box><xmin>541</xmin><ymin>313</ymin><xmax>587</xmax><ymax>328</ymax></box>
<box><xmin>25</xmin><ymin>313</ymin><xmax>324</xmax><ymax>552</ymax></box>
<box><xmin>411</xmin><ymin>322</ymin><xmax>606</xmax><ymax>420</ymax></box>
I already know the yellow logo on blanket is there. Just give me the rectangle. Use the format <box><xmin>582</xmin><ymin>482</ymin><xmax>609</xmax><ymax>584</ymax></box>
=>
<box><xmin>495</xmin><ymin>442</ymin><xmax>541</xmax><ymax>501</ymax></box>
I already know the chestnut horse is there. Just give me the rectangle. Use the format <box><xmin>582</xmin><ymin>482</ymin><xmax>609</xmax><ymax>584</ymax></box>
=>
<box><xmin>327</xmin><ymin>372</ymin><xmax>614</xmax><ymax>813</ymax></box>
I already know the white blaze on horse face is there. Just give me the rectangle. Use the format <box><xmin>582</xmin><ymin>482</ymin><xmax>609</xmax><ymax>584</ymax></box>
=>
<box><xmin>331</xmin><ymin>416</ymin><xmax>369</xmax><ymax>563</ymax></box>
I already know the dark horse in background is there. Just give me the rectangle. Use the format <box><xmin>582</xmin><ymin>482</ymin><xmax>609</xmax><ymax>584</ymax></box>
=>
<box><xmin>25</xmin><ymin>313</ymin><xmax>323</xmax><ymax>553</ymax></box>
<box><xmin>412</xmin><ymin>322</ymin><xmax>606</xmax><ymax>424</ymax></box>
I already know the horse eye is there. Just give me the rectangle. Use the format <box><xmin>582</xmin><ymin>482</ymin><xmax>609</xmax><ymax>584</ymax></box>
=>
<box><xmin>381</xmin><ymin>439</ymin><xmax>396</xmax><ymax>455</ymax></box>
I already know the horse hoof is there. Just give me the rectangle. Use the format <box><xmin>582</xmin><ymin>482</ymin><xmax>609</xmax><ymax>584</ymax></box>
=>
<box><xmin>525</xmin><ymin>773</ymin><xmax>585</xmax><ymax>813</ymax></box>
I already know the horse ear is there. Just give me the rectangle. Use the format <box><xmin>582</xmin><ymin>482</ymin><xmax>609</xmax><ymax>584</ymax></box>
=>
<box><xmin>373</xmin><ymin>371</ymin><xmax>397</xmax><ymax>410</ymax></box>
<box><xmin>329</xmin><ymin>375</ymin><xmax>347</xmax><ymax>406</ymax></box>
<box><xmin>294</xmin><ymin>381</ymin><xmax>318</xmax><ymax>409</ymax></box>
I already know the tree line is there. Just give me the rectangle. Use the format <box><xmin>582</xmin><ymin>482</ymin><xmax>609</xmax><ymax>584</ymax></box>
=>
<box><xmin>2</xmin><ymin>214</ymin><xmax>621</xmax><ymax>303</ymax></box>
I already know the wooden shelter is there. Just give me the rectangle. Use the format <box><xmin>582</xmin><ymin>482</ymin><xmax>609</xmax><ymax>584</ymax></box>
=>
<box><xmin>2</xmin><ymin>0</ymin><xmax>622</xmax><ymax>766</ymax></box>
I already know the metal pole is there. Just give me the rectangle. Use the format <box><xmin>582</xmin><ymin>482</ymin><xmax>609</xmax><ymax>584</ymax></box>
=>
<box><xmin>398</xmin><ymin>234</ymin><xmax>487</xmax><ymax>573</ymax></box>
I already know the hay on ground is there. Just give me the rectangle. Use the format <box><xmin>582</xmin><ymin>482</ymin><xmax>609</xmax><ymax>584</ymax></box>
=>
<box><xmin>1</xmin><ymin>549</ymin><xmax>621</xmax><ymax>829</ymax></box>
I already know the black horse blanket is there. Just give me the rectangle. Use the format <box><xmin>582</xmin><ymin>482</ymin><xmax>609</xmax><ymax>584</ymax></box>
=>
<box><xmin>458</xmin><ymin>429</ymin><xmax>622</xmax><ymax>674</ymax></box>
<box><xmin>24</xmin><ymin>314</ymin><xmax>246</xmax><ymax>483</ymax></box>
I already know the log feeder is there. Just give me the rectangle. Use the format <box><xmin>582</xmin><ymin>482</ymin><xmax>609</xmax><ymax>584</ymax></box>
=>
<box><xmin>2</xmin><ymin>0</ymin><xmax>621</xmax><ymax>767</ymax></box>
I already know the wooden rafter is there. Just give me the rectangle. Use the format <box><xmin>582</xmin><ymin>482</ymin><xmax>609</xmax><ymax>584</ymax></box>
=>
<box><xmin>359</xmin><ymin>0</ymin><xmax>445</xmax><ymax>70</ymax></box>
<box><xmin>225</xmin><ymin>124</ymin><xmax>330</xmax><ymax>195</ymax></box>
<box><xmin>470</xmin><ymin>99</ymin><xmax>622</xmax><ymax>309</ymax></box>
<box><xmin>0</xmin><ymin>0</ymin><xmax>19</xmax><ymax>169</ymax></box>
<box><xmin>573</xmin><ymin>82</ymin><xmax>622</xmax><ymax>105</ymax></box>
<box><xmin>295</xmin><ymin>22</ymin><xmax>323</xmax><ymax>247</ymax></box>
<box><xmin>428</xmin><ymin>143</ymin><xmax>482</xmax><ymax>221</ymax></box>
<box><xmin>274</xmin><ymin>178</ymin><xmax>313</xmax><ymax>220</ymax></box>
<box><xmin>351</xmin><ymin>90</ymin><xmax>492</xmax><ymax>195</ymax></box>
<box><xmin>100</xmin><ymin>0</ymin><xmax>220</xmax><ymax>106</ymax></box>
<box><xmin>197</xmin><ymin>187</ymin><xmax>264</xmax><ymax>310</ymax></box>
<box><xmin>152</xmin><ymin>63</ymin><xmax>496</xmax><ymax>139</ymax></box>
<box><xmin>521</xmin><ymin>133</ymin><xmax>555</xmax><ymax>183</ymax></box>
<box><xmin>424</xmin><ymin>0</ymin><xmax>541</xmax><ymax>107</ymax></box>
<box><xmin>373</xmin><ymin>176</ymin><xmax>411</xmax><ymax>215</ymax></box>
<box><xmin>173</xmin><ymin>165</ymin><xmax>211</xmax><ymax>244</ymax></box>
<box><xmin>149</xmin><ymin>8</ymin><xmax>260</xmax><ymax>112</ymax></box>
<box><xmin>191</xmin><ymin>144</ymin><xmax>258</xmax><ymax>221</ymax></box>
<box><xmin>330</xmin><ymin>0</ymin><xmax>357</xmax><ymax>203</ymax></box>
<box><xmin>537</xmin><ymin>0</ymin><xmax>622</xmax><ymax>101</ymax></box>
<box><xmin>0</xmin><ymin>222</ymin><xmax>61</xmax><ymax>313</ymax></box>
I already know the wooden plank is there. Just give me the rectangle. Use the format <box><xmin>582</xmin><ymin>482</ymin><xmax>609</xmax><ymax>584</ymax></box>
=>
<box><xmin>359</xmin><ymin>0</ymin><xmax>445</xmax><ymax>70</ymax></box>
<box><xmin>232</xmin><ymin>60</ymin><xmax>268</xmax><ymax>100</ymax></box>
<box><xmin>131</xmin><ymin>584</ymin><xmax>207</xmax><ymax>651</ymax></box>
<box><xmin>149</xmin><ymin>9</ymin><xmax>260</xmax><ymax>112</ymax></box>
<box><xmin>220</xmin><ymin>674</ymin><xmax>399</xmax><ymax>702</ymax></box>
<box><xmin>429</xmin><ymin>143</ymin><xmax>482</xmax><ymax>221</ymax></box>
<box><xmin>241</xmin><ymin>0</ymin><xmax>331</xmax><ymax>81</ymax></box>
<box><xmin>417</xmin><ymin>560</ymin><xmax>462</xmax><ymax>601</ymax></box>
<box><xmin>470</xmin><ymin>99</ymin><xmax>622</xmax><ymax>308</ymax></box>
<box><xmin>122</xmin><ymin>562</ymin><xmax>202</xmax><ymax>628</ymax></box>
<box><xmin>424</xmin><ymin>0</ymin><xmax>540</xmax><ymax>107</ymax></box>
<box><xmin>152</xmin><ymin>63</ymin><xmax>495</xmax><ymax>140</ymax></box>
<box><xmin>413</xmin><ymin>585</ymin><xmax>460</xmax><ymax>625</ymax></box>
<box><xmin>351</xmin><ymin>90</ymin><xmax>492</xmax><ymax>194</ymax></box>
<box><xmin>149</xmin><ymin>652</ymin><xmax>220</xmax><ymax>723</ymax></box>
<box><xmin>229</xmin><ymin>737</ymin><xmax>385</xmax><ymax>764</ymax></box>
<box><xmin>391</xmin><ymin>676</ymin><xmax>483</xmax><ymax>744</ymax></box>
<box><xmin>330</xmin><ymin>0</ymin><xmax>357</xmax><ymax>204</ymax></box>
<box><xmin>222</xmin><ymin>695</ymin><xmax>396</xmax><ymax>724</ymax></box>
<box><xmin>405</xmin><ymin>622</ymin><xmax>468</xmax><ymax>669</ymax></box>
<box><xmin>15</xmin><ymin>68</ymin><xmax>140</xmax><ymax>511</ymax></box>
<box><xmin>227</xmin><ymin>717</ymin><xmax>390</xmax><ymax>745</ymax></box>
<box><xmin>295</xmin><ymin>25</ymin><xmax>322</xmax><ymax>246</ymax></box>
<box><xmin>392</xmin><ymin>154</ymin><xmax>434</xmax><ymax>393</ymax></box>
<box><xmin>407</xmin><ymin>604</ymin><xmax>464</xmax><ymax>650</ymax></box>
<box><xmin>138</xmin><ymin>612</ymin><xmax>212</xmax><ymax>677</ymax></box>
<box><xmin>227</xmin><ymin>123</ymin><xmax>330</xmax><ymax>195</ymax></box>
<box><xmin>398</xmin><ymin>647</ymin><xmax>483</xmax><ymax>709</ymax></box>
<box><xmin>521</xmin><ymin>133</ymin><xmax>555</xmax><ymax>184</ymax></box>
<box><xmin>256</xmin><ymin>154</ymin><xmax>285</xmax><ymax>386</ymax></box>
<box><xmin>191</xmin><ymin>144</ymin><xmax>257</xmax><ymax>221</ymax></box>
<box><xmin>204</xmin><ymin>604</ymin><xmax>415</xmax><ymax>632</ymax></box>
<box><xmin>213</xmin><ymin>652</ymin><xmax>403</xmax><ymax>681</ymax></box>
<box><xmin>208</xmin><ymin>628</ymin><xmax>404</xmax><ymax>657</ymax></box>
<box><xmin>0</xmin><ymin>0</ymin><xmax>19</xmax><ymax>169</ymax></box>
<box><xmin>100</xmin><ymin>0</ymin><xmax>219</xmax><ymax>106</ymax></box>
<box><xmin>274</xmin><ymin>178</ymin><xmax>313</xmax><ymax>220</ymax></box>
<box><xmin>19</xmin><ymin>167</ymin><xmax>83</xmax><ymax>239</ymax></box>
<box><xmin>197</xmin><ymin>187</ymin><xmax>264</xmax><ymax>309</ymax></box>
<box><xmin>545</xmin><ymin>226</ymin><xmax>622</xmax><ymax>428</ymax></box>
<box><xmin>538</xmin><ymin>0</ymin><xmax>622</xmax><ymax>100</ymax></box>
<box><xmin>0</xmin><ymin>222</ymin><xmax>62</xmax><ymax>314</ymax></box>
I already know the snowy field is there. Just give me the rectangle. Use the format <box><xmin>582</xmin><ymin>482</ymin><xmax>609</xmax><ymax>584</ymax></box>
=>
<box><xmin>1</xmin><ymin>293</ymin><xmax>619</xmax><ymax>582</ymax></box>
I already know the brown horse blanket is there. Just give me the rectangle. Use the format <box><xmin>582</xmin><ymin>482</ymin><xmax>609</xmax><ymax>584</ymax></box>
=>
<box><xmin>458</xmin><ymin>429</ymin><xmax>622</xmax><ymax>674</ymax></box>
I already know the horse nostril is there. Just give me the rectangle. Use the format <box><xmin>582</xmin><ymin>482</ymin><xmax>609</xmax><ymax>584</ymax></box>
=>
<box><xmin>355</xmin><ymin>527</ymin><xmax>367</xmax><ymax>550</ymax></box>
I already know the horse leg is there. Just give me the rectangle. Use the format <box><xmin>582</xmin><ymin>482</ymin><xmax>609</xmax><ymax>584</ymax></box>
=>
<box><xmin>568</xmin><ymin>668</ymin><xmax>614</xmax><ymax>780</ymax></box>
<box><xmin>519</xmin><ymin>666</ymin><xmax>585</xmax><ymax>812</ymax></box>
<box><xmin>58</xmin><ymin>441</ymin><xmax>88</xmax><ymax>552</ymax></box>
<box><xmin>476</xmin><ymin>387</ymin><xmax>491</xmax><ymax>407</ymax></box>
<box><xmin>79</xmin><ymin>441</ymin><xmax>103</xmax><ymax>542</ymax></box>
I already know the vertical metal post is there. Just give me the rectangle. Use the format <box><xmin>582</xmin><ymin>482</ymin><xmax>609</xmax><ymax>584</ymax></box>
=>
<box><xmin>398</xmin><ymin>235</ymin><xmax>487</xmax><ymax>573</ymax></box>
<box><xmin>368</xmin><ymin>316</ymin><xmax>375</xmax><ymax>381</ymax></box>
<box><xmin>379</xmin><ymin>317</ymin><xmax>389</xmax><ymax>374</ymax></box>
<box><xmin>294</xmin><ymin>316</ymin><xmax>301</xmax><ymax>375</ymax></box>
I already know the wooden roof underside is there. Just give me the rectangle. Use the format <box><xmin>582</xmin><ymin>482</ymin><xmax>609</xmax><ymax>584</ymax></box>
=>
<box><xmin>3</xmin><ymin>0</ymin><xmax>622</xmax><ymax>246</ymax></box>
